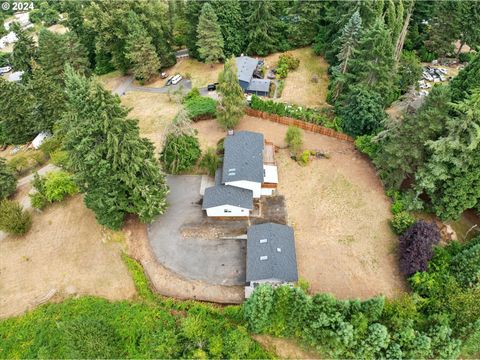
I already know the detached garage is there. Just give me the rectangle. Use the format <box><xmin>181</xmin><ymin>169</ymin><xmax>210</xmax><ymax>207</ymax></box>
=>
<box><xmin>202</xmin><ymin>185</ymin><xmax>253</xmax><ymax>218</ymax></box>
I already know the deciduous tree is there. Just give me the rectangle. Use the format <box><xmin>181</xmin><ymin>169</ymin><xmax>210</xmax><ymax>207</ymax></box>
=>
<box><xmin>216</xmin><ymin>57</ymin><xmax>245</xmax><ymax>130</ymax></box>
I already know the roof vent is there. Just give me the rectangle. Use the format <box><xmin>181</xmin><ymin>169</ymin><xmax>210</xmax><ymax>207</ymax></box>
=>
<box><xmin>260</xmin><ymin>256</ymin><xmax>268</xmax><ymax>261</ymax></box>
<box><xmin>259</xmin><ymin>238</ymin><xmax>267</xmax><ymax>244</ymax></box>
<box><xmin>277</xmin><ymin>248</ymin><xmax>282</xmax><ymax>253</ymax></box>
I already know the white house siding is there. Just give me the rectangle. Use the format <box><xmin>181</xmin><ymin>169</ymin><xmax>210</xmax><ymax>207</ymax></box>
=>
<box><xmin>261</xmin><ymin>188</ymin><xmax>274</xmax><ymax>196</ymax></box>
<box><xmin>225</xmin><ymin>180</ymin><xmax>262</xmax><ymax>198</ymax></box>
<box><xmin>205</xmin><ymin>204</ymin><xmax>250</xmax><ymax>217</ymax></box>
<box><xmin>263</xmin><ymin>165</ymin><xmax>278</xmax><ymax>184</ymax></box>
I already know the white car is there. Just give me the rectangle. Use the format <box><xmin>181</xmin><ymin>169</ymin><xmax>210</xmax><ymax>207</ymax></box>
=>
<box><xmin>171</xmin><ymin>74</ymin><xmax>183</xmax><ymax>85</ymax></box>
<box><xmin>0</xmin><ymin>66</ymin><xmax>12</xmax><ymax>74</ymax></box>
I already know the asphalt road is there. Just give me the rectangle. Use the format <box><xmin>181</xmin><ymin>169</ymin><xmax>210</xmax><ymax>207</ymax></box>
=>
<box><xmin>148</xmin><ymin>176</ymin><xmax>246</xmax><ymax>286</ymax></box>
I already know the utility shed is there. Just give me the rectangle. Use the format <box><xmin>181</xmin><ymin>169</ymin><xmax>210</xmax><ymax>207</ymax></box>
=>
<box><xmin>246</xmin><ymin>79</ymin><xmax>270</xmax><ymax>96</ymax></box>
<box><xmin>245</xmin><ymin>223</ymin><xmax>298</xmax><ymax>297</ymax></box>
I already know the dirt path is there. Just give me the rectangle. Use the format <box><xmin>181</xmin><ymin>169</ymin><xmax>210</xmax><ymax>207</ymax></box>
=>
<box><xmin>194</xmin><ymin>117</ymin><xmax>405</xmax><ymax>300</ymax></box>
<box><xmin>253</xmin><ymin>335</ymin><xmax>321</xmax><ymax>359</ymax></box>
<box><xmin>0</xmin><ymin>195</ymin><xmax>136</xmax><ymax>319</ymax></box>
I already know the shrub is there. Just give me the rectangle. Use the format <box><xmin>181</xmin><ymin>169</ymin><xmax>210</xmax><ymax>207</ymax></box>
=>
<box><xmin>40</xmin><ymin>136</ymin><xmax>62</xmax><ymax>156</ymax></box>
<box><xmin>50</xmin><ymin>150</ymin><xmax>69</xmax><ymax>168</ymax></box>
<box><xmin>276</xmin><ymin>53</ymin><xmax>300</xmax><ymax>79</ymax></box>
<box><xmin>398</xmin><ymin>51</ymin><xmax>422</xmax><ymax>94</ymax></box>
<box><xmin>7</xmin><ymin>154</ymin><xmax>30</xmax><ymax>176</ymax></box>
<box><xmin>43</xmin><ymin>171</ymin><xmax>78</xmax><ymax>202</ymax></box>
<box><xmin>244</xmin><ymin>284</ymin><xmax>274</xmax><ymax>333</ymax></box>
<box><xmin>184</xmin><ymin>96</ymin><xmax>217</xmax><ymax>119</ymax></box>
<box><xmin>0</xmin><ymin>158</ymin><xmax>16</xmax><ymax>199</ymax></box>
<box><xmin>355</xmin><ymin>135</ymin><xmax>379</xmax><ymax>159</ymax></box>
<box><xmin>450</xmin><ymin>236</ymin><xmax>480</xmax><ymax>288</ymax></box>
<box><xmin>161</xmin><ymin>134</ymin><xmax>201</xmax><ymax>174</ymax></box>
<box><xmin>390</xmin><ymin>211</ymin><xmax>416</xmax><ymax>235</ymax></box>
<box><xmin>183</xmin><ymin>87</ymin><xmax>200</xmax><ymax>103</ymax></box>
<box><xmin>399</xmin><ymin>220</ymin><xmax>440</xmax><ymax>276</ymax></box>
<box><xmin>285</xmin><ymin>126</ymin><xmax>302</xmax><ymax>154</ymax></box>
<box><xmin>0</xmin><ymin>199</ymin><xmax>32</xmax><ymax>235</ymax></box>
<box><xmin>216</xmin><ymin>138</ymin><xmax>225</xmax><ymax>155</ymax></box>
<box><xmin>30</xmin><ymin>192</ymin><xmax>48</xmax><ymax>210</ymax></box>
<box><xmin>199</xmin><ymin>147</ymin><xmax>220</xmax><ymax>176</ymax></box>
<box><xmin>459</xmin><ymin>52</ymin><xmax>475</xmax><ymax>63</ymax></box>
<box><xmin>298</xmin><ymin>150</ymin><xmax>310</xmax><ymax>166</ymax></box>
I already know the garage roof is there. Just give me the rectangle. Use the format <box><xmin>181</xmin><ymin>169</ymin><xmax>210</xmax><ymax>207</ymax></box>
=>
<box><xmin>246</xmin><ymin>223</ymin><xmax>298</xmax><ymax>283</ymax></box>
<box><xmin>247</xmin><ymin>78</ymin><xmax>271</xmax><ymax>93</ymax></box>
<box><xmin>236</xmin><ymin>56</ymin><xmax>258</xmax><ymax>83</ymax></box>
<box><xmin>202</xmin><ymin>185</ymin><xmax>253</xmax><ymax>209</ymax></box>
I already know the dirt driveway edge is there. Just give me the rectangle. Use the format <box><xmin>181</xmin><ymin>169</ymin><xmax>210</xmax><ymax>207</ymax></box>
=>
<box><xmin>124</xmin><ymin>216</ymin><xmax>244</xmax><ymax>304</ymax></box>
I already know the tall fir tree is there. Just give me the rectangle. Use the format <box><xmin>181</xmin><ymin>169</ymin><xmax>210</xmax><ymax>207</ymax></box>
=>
<box><xmin>287</xmin><ymin>0</ymin><xmax>324</xmax><ymax>48</ymax></box>
<box><xmin>11</xmin><ymin>23</ymin><xmax>36</xmax><ymax>76</ymax></box>
<box><xmin>60</xmin><ymin>66</ymin><xmax>169</xmax><ymax>229</ymax></box>
<box><xmin>125</xmin><ymin>13</ymin><xmax>161</xmax><ymax>84</ymax></box>
<box><xmin>216</xmin><ymin>57</ymin><xmax>245</xmax><ymax>130</ymax></box>
<box><xmin>210</xmin><ymin>0</ymin><xmax>244</xmax><ymax>58</ymax></box>
<box><xmin>244</xmin><ymin>0</ymin><xmax>278</xmax><ymax>56</ymax></box>
<box><xmin>415</xmin><ymin>90</ymin><xmax>480</xmax><ymax>220</ymax></box>
<box><xmin>329</xmin><ymin>10</ymin><xmax>362</xmax><ymax>102</ymax></box>
<box><xmin>450</xmin><ymin>52</ymin><xmax>480</xmax><ymax>102</ymax></box>
<box><xmin>348</xmin><ymin>17</ymin><xmax>396</xmax><ymax>106</ymax></box>
<box><xmin>196</xmin><ymin>3</ymin><xmax>224</xmax><ymax>64</ymax></box>
<box><xmin>426</xmin><ymin>1</ymin><xmax>461</xmax><ymax>57</ymax></box>
<box><xmin>28</xmin><ymin>63</ymin><xmax>66</xmax><ymax>132</ymax></box>
<box><xmin>184</xmin><ymin>0</ymin><xmax>203</xmax><ymax>59</ymax></box>
<box><xmin>0</xmin><ymin>78</ymin><xmax>36</xmax><ymax>144</ymax></box>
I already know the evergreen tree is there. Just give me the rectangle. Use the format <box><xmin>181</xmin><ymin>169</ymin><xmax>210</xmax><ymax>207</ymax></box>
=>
<box><xmin>211</xmin><ymin>0</ymin><xmax>244</xmax><ymax>57</ymax></box>
<box><xmin>426</xmin><ymin>2</ymin><xmax>460</xmax><ymax>57</ymax></box>
<box><xmin>0</xmin><ymin>158</ymin><xmax>17</xmax><ymax>200</ymax></box>
<box><xmin>125</xmin><ymin>13</ymin><xmax>161</xmax><ymax>84</ymax></box>
<box><xmin>28</xmin><ymin>63</ymin><xmax>66</xmax><ymax>132</ymax></box>
<box><xmin>196</xmin><ymin>3</ymin><xmax>224</xmax><ymax>64</ymax></box>
<box><xmin>348</xmin><ymin>17</ymin><xmax>396</xmax><ymax>106</ymax></box>
<box><xmin>0</xmin><ymin>78</ymin><xmax>36</xmax><ymax>144</ymax></box>
<box><xmin>60</xmin><ymin>66</ymin><xmax>168</xmax><ymax>230</ymax></box>
<box><xmin>330</xmin><ymin>10</ymin><xmax>362</xmax><ymax>102</ymax></box>
<box><xmin>184</xmin><ymin>0</ymin><xmax>203</xmax><ymax>59</ymax></box>
<box><xmin>11</xmin><ymin>23</ymin><xmax>36</xmax><ymax>76</ymax></box>
<box><xmin>287</xmin><ymin>0</ymin><xmax>324</xmax><ymax>48</ymax></box>
<box><xmin>375</xmin><ymin>85</ymin><xmax>451</xmax><ymax>189</ymax></box>
<box><xmin>245</xmin><ymin>0</ymin><xmax>278</xmax><ymax>56</ymax></box>
<box><xmin>457</xmin><ymin>2</ymin><xmax>480</xmax><ymax>55</ymax></box>
<box><xmin>216</xmin><ymin>57</ymin><xmax>245</xmax><ymax>130</ymax></box>
<box><xmin>415</xmin><ymin>90</ymin><xmax>480</xmax><ymax>220</ymax></box>
<box><xmin>449</xmin><ymin>52</ymin><xmax>480</xmax><ymax>102</ymax></box>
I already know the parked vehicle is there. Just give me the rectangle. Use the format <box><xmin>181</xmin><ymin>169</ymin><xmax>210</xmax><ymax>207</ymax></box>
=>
<box><xmin>160</xmin><ymin>72</ymin><xmax>168</xmax><ymax>79</ymax></box>
<box><xmin>207</xmin><ymin>83</ymin><xmax>218</xmax><ymax>91</ymax></box>
<box><xmin>165</xmin><ymin>75</ymin><xmax>174</xmax><ymax>86</ymax></box>
<box><xmin>267</xmin><ymin>69</ymin><xmax>276</xmax><ymax>79</ymax></box>
<box><xmin>171</xmin><ymin>74</ymin><xmax>183</xmax><ymax>85</ymax></box>
<box><xmin>0</xmin><ymin>65</ymin><xmax>12</xmax><ymax>74</ymax></box>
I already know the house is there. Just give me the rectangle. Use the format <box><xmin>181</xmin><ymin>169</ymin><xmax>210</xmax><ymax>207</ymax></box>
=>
<box><xmin>236</xmin><ymin>56</ymin><xmax>271</xmax><ymax>96</ymax></box>
<box><xmin>202</xmin><ymin>131</ymin><xmax>278</xmax><ymax>218</ymax></box>
<box><xmin>245</xmin><ymin>223</ymin><xmax>298</xmax><ymax>298</ymax></box>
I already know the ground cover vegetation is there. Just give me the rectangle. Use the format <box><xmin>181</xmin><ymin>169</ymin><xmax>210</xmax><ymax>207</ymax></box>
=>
<box><xmin>0</xmin><ymin>255</ymin><xmax>272</xmax><ymax>359</ymax></box>
<box><xmin>246</xmin><ymin>235</ymin><xmax>480</xmax><ymax>358</ymax></box>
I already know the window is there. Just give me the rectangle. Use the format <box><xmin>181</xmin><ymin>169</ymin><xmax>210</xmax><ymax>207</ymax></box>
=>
<box><xmin>260</xmin><ymin>256</ymin><xmax>268</xmax><ymax>261</ymax></box>
<box><xmin>260</xmin><ymin>238</ymin><xmax>268</xmax><ymax>244</ymax></box>
<box><xmin>224</xmin><ymin>209</ymin><xmax>232</xmax><ymax>213</ymax></box>
<box><xmin>277</xmin><ymin>248</ymin><xmax>282</xmax><ymax>252</ymax></box>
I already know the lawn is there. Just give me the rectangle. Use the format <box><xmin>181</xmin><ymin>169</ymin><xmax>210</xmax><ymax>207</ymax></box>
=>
<box><xmin>145</xmin><ymin>58</ymin><xmax>223</xmax><ymax>89</ymax></box>
<box><xmin>265</xmin><ymin>47</ymin><xmax>330</xmax><ymax>108</ymax></box>
<box><xmin>120</xmin><ymin>92</ymin><xmax>181</xmax><ymax>151</ymax></box>
<box><xmin>96</xmin><ymin>70</ymin><xmax>128</xmax><ymax>92</ymax></box>
<box><xmin>0</xmin><ymin>194</ymin><xmax>136</xmax><ymax>319</ymax></box>
<box><xmin>194</xmin><ymin>116</ymin><xmax>405</xmax><ymax>300</ymax></box>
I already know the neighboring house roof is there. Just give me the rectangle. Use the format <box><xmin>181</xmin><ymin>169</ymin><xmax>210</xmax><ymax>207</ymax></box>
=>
<box><xmin>236</xmin><ymin>56</ymin><xmax>258</xmax><ymax>83</ymax></box>
<box><xmin>202</xmin><ymin>185</ymin><xmax>254</xmax><ymax>209</ymax></box>
<box><xmin>247</xmin><ymin>79</ymin><xmax>271</xmax><ymax>93</ymax></box>
<box><xmin>246</xmin><ymin>223</ymin><xmax>298</xmax><ymax>283</ymax></box>
<box><xmin>222</xmin><ymin>131</ymin><xmax>264</xmax><ymax>184</ymax></box>
<box><xmin>7</xmin><ymin>71</ymin><xmax>23</xmax><ymax>82</ymax></box>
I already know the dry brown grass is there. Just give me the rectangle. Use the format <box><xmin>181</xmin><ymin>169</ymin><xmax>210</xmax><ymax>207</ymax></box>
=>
<box><xmin>47</xmin><ymin>24</ymin><xmax>68</xmax><ymax>34</ymax></box>
<box><xmin>96</xmin><ymin>70</ymin><xmax>129</xmax><ymax>92</ymax></box>
<box><xmin>194</xmin><ymin>116</ymin><xmax>405</xmax><ymax>300</ymax></box>
<box><xmin>144</xmin><ymin>58</ymin><xmax>224</xmax><ymax>89</ymax></box>
<box><xmin>265</xmin><ymin>47</ymin><xmax>330</xmax><ymax>108</ymax></box>
<box><xmin>121</xmin><ymin>92</ymin><xmax>181</xmax><ymax>151</ymax></box>
<box><xmin>0</xmin><ymin>195</ymin><xmax>136</xmax><ymax>319</ymax></box>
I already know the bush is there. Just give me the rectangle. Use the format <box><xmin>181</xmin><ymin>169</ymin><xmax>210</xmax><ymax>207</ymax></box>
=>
<box><xmin>390</xmin><ymin>211</ymin><xmax>416</xmax><ymax>235</ymax></box>
<box><xmin>450</xmin><ymin>236</ymin><xmax>480</xmax><ymax>288</ymax></box>
<box><xmin>285</xmin><ymin>126</ymin><xmax>302</xmax><ymax>154</ymax></box>
<box><xmin>50</xmin><ymin>150</ymin><xmax>69</xmax><ymax>168</ymax></box>
<box><xmin>183</xmin><ymin>87</ymin><xmax>200</xmax><ymax>103</ymax></box>
<box><xmin>459</xmin><ymin>52</ymin><xmax>475</xmax><ymax>63</ymax></box>
<box><xmin>0</xmin><ymin>199</ymin><xmax>32</xmax><ymax>235</ymax></box>
<box><xmin>0</xmin><ymin>158</ymin><xmax>16</xmax><ymax>199</ymax></box>
<box><xmin>40</xmin><ymin>136</ymin><xmax>62</xmax><ymax>157</ymax></box>
<box><xmin>399</xmin><ymin>220</ymin><xmax>440</xmax><ymax>276</ymax></box>
<box><xmin>161</xmin><ymin>134</ymin><xmax>201</xmax><ymax>174</ymax></box>
<box><xmin>7</xmin><ymin>151</ymin><xmax>48</xmax><ymax>176</ymax></box>
<box><xmin>355</xmin><ymin>135</ymin><xmax>379</xmax><ymax>159</ymax></box>
<box><xmin>398</xmin><ymin>51</ymin><xmax>422</xmax><ymax>94</ymax></box>
<box><xmin>30</xmin><ymin>192</ymin><xmax>48</xmax><ymax>210</ymax></box>
<box><xmin>184</xmin><ymin>96</ymin><xmax>217</xmax><ymax>119</ymax></box>
<box><xmin>43</xmin><ymin>171</ymin><xmax>78</xmax><ymax>202</ymax></box>
<box><xmin>276</xmin><ymin>53</ymin><xmax>300</xmax><ymax>79</ymax></box>
<box><xmin>199</xmin><ymin>147</ymin><xmax>220</xmax><ymax>176</ymax></box>
<box><xmin>298</xmin><ymin>150</ymin><xmax>310</xmax><ymax>166</ymax></box>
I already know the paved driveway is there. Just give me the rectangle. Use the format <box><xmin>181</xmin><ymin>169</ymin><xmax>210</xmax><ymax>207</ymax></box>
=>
<box><xmin>148</xmin><ymin>176</ymin><xmax>246</xmax><ymax>286</ymax></box>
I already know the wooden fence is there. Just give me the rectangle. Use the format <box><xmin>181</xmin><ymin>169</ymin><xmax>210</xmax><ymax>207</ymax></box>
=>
<box><xmin>245</xmin><ymin>108</ymin><xmax>354</xmax><ymax>143</ymax></box>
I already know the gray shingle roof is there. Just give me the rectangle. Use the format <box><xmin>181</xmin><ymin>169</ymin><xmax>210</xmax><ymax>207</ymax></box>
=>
<box><xmin>247</xmin><ymin>78</ymin><xmax>271</xmax><ymax>93</ymax></box>
<box><xmin>222</xmin><ymin>131</ymin><xmax>264</xmax><ymax>183</ymax></box>
<box><xmin>246</xmin><ymin>223</ymin><xmax>298</xmax><ymax>283</ymax></box>
<box><xmin>202</xmin><ymin>185</ymin><xmax>253</xmax><ymax>209</ymax></box>
<box><xmin>236</xmin><ymin>56</ymin><xmax>258</xmax><ymax>83</ymax></box>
